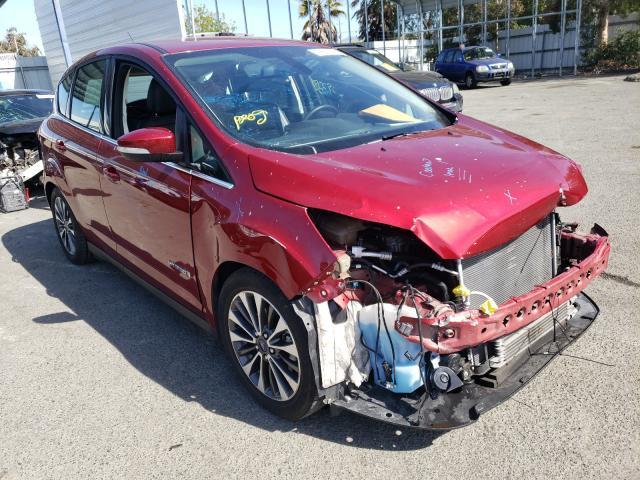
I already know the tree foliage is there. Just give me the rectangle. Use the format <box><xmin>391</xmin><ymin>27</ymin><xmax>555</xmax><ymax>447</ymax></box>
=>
<box><xmin>350</xmin><ymin>0</ymin><xmax>397</xmax><ymax>41</ymax></box>
<box><xmin>0</xmin><ymin>28</ymin><xmax>40</xmax><ymax>57</ymax></box>
<box><xmin>583</xmin><ymin>0</ymin><xmax>640</xmax><ymax>45</ymax></box>
<box><xmin>299</xmin><ymin>0</ymin><xmax>345</xmax><ymax>44</ymax></box>
<box><xmin>184</xmin><ymin>4</ymin><xmax>235</xmax><ymax>35</ymax></box>
<box><xmin>585</xmin><ymin>29</ymin><xmax>640</xmax><ymax>68</ymax></box>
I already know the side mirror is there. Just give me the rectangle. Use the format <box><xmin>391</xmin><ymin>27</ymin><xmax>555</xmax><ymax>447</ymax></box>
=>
<box><xmin>496</xmin><ymin>53</ymin><xmax>503</xmax><ymax>58</ymax></box>
<box><xmin>116</xmin><ymin>128</ymin><xmax>182</xmax><ymax>163</ymax></box>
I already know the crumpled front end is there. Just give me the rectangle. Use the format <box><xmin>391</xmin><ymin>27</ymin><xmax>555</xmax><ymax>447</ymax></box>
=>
<box><xmin>0</xmin><ymin>121</ymin><xmax>45</xmax><ymax>184</ymax></box>
<box><xmin>299</xmin><ymin>211</ymin><xmax>610</xmax><ymax>429</ymax></box>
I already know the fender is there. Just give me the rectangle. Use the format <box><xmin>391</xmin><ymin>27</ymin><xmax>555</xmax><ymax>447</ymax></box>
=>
<box><xmin>190</xmin><ymin>181</ymin><xmax>337</xmax><ymax>328</ymax></box>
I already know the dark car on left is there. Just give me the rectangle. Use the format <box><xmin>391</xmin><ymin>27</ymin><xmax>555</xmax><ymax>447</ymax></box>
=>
<box><xmin>337</xmin><ymin>45</ymin><xmax>463</xmax><ymax>112</ymax></box>
<box><xmin>0</xmin><ymin>89</ymin><xmax>54</xmax><ymax>183</ymax></box>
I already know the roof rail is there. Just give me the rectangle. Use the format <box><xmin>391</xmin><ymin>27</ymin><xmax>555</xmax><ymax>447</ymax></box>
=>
<box><xmin>184</xmin><ymin>32</ymin><xmax>251</xmax><ymax>41</ymax></box>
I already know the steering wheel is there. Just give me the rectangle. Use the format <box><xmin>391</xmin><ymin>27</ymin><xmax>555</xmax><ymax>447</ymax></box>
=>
<box><xmin>304</xmin><ymin>104</ymin><xmax>339</xmax><ymax>121</ymax></box>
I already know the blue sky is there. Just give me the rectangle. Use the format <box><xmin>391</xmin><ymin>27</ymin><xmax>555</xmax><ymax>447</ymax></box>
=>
<box><xmin>0</xmin><ymin>0</ymin><xmax>360</xmax><ymax>55</ymax></box>
<box><xmin>0</xmin><ymin>0</ymin><xmax>44</xmax><ymax>52</ymax></box>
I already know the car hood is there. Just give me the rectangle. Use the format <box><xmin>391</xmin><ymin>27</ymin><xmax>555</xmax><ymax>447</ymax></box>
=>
<box><xmin>392</xmin><ymin>70</ymin><xmax>450</xmax><ymax>89</ymax></box>
<box><xmin>0</xmin><ymin>117</ymin><xmax>46</xmax><ymax>137</ymax></box>
<box><xmin>248</xmin><ymin>116</ymin><xmax>587</xmax><ymax>259</ymax></box>
<box><xmin>468</xmin><ymin>57</ymin><xmax>510</xmax><ymax>67</ymax></box>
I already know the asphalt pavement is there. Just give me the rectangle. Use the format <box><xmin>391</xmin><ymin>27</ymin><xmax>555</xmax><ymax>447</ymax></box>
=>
<box><xmin>1</xmin><ymin>74</ymin><xmax>639</xmax><ymax>479</ymax></box>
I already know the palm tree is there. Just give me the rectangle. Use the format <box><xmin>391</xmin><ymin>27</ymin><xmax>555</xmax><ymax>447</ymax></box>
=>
<box><xmin>299</xmin><ymin>0</ymin><xmax>345</xmax><ymax>44</ymax></box>
<box><xmin>350</xmin><ymin>0</ymin><xmax>396</xmax><ymax>42</ymax></box>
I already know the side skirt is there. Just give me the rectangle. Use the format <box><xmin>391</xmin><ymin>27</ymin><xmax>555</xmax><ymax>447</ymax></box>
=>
<box><xmin>88</xmin><ymin>244</ymin><xmax>213</xmax><ymax>334</ymax></box>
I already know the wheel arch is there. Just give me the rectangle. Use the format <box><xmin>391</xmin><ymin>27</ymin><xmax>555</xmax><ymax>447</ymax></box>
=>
<box><xmin>45</xmin><ymin>181</ymin><xmax>57</xmax><ymax>206</ymax></box>
<box><xmin>208</xmin><ymin>252</ymin><xmax>315</xmax><ymax>332</ymax></box>
<box><xmin>211</xmin><ymin>260</ymin><xmax>248</xmax><ymax>329</ymax></box>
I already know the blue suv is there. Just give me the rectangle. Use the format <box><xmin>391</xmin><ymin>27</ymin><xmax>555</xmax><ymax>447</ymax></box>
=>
<box><xmin>435</xmin><ymin>46</ymin><xmax>514</xmax><ymax>89</ymax></box>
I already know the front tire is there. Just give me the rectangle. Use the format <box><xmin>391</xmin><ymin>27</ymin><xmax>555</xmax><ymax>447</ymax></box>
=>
<box><xmin>465</xmin><ymin>72</ymin><xmax>477</xmax><ymax>89</ymax></box>
<box><xmin>51</xmin><ymin>188</ymin><xmax>91</xmax><ymax>265</ymax></box>
<box><xmin>501</xmin><ymin>79</ymin><xmax>512</xmax><ymax>86</ymax></box>
<box><xmin>217</xmin><ymin>268</ymin><xmax>321</xmax><ymax>420</ymax></box>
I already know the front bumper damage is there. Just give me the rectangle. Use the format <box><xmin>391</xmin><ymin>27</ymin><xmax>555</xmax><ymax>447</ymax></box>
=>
<box><xmin>330</xmin><ymin>293</ymin><xmax>598</xmax><ymax>429</ymax></box>
<box><xmin>301</xmin><ymin>224</ymin><xmax>610</xmax><ymax>430</ymax></box>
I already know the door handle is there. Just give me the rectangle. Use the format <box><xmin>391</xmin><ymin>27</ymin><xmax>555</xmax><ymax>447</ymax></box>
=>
<box><xmin>103</xmin><ymin>165</ymin><xmax>120</xmax><ymax>183</ymax></box>
<box><xmin>54</xmin><ymin>140</ymin><xmax>66</xmax><ymax>152</ymax></box>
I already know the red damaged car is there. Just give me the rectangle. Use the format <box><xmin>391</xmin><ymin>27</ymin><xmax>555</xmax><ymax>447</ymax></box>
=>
<box><xmin>38</xmin><ymin>39</ymin><xmax>610</xmax><ymax>429</ymax></box>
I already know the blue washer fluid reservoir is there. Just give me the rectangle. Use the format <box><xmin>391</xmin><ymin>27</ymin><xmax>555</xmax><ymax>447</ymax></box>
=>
<box><xmin>357</xmin><ymin>303</ymin><xmax>425</xmax><ymax>393</ymax></box>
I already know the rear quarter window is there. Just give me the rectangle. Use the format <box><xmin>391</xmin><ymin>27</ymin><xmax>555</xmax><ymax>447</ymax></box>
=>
<box><xmin>57</xmin><ymin>75</ymin><xmax>72</xmax><ymax>117</ymax></box>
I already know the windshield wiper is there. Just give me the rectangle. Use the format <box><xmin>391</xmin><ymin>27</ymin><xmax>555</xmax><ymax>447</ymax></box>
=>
<box><xmin>381</xmin><ymin>130</ymin><xmax>423</xmax><ymax>141</ymax></box>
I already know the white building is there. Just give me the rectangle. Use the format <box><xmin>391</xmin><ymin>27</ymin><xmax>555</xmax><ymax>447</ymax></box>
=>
<box><xmin>34</xmin><ymin>0</ymin><xmax>187</xmax><ymax>86</ymax></box>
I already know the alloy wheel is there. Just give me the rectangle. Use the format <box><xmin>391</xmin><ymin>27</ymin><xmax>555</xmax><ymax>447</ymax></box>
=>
<box><xmin>227</xmin><ymin>291</ymin><xmax>301</xmax><ymax>401</ymax></box>
<box><xmin>53</xmin><ymin>196</ymin><xmax>77</xmax><ymax>257</ymax></box>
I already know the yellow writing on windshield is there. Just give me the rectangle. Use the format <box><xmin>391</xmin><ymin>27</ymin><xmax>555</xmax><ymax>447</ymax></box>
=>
<box><xmin>233</xmin><ymin>109</ymin><xmax>268</xmax><ymax>130</ymax></box>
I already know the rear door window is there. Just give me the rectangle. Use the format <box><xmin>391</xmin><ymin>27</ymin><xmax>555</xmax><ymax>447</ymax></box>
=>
<box><xmin>70</xmin><ymin>59</ymin><xmax>106</xmax><ymax>133</ymax></box>
<box><xmin>444</xmin><ymin>50</ymin><xmax>455</xmax><ymax>63</ymax></box>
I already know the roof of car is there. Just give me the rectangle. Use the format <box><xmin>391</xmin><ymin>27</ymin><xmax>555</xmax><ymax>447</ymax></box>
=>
<box><xmin>441</xmin><ymin>46</ymin><xmax>484</xmax><ymax>52</ymax></box>
<box><xmin>137</xmin><ymin>37</ymin><xmax>317</xmax><ymax>54</ymax></box>
<box><xmin>0</xmin><ymin>89</ymin><xmax>53</xmax><ymax>96</ymax></box>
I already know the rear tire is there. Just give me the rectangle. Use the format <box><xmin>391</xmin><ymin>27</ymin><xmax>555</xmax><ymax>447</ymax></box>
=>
<box><xmin>500</xmin><ymin>79</ymin><xmax>512</xmax><ymax>86</ymax></box>
<box><xmin>465</xmin><ymin>72</ymin><xmax>477</xmax><ymax>89</ymax></box>
<box><xmin>217</xmin><ymin>268</ymin><xmax>321</xmax><ymax>420</ymax></box>
<box><xmin>50</xmin><ymin>188</ymin><xmax>91</xmax><ymax>265</ymax></box>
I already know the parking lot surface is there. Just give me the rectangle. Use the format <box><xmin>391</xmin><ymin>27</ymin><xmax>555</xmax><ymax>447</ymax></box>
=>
<box><xmin>1</xmin><ymin>74</ymin><xmax>639</xmax><ymax>479</ymax></box>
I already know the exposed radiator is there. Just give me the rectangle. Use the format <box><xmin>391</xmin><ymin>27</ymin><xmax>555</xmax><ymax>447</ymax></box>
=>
<box><xmin>461</xmin><ymin>215</ymin><xmax>555</xmax><ymax>309</ymax></box>
<box><xmin>489</xmin><ymin>300</ymin><xmax>574</xmax><ymax>368</ymax></box>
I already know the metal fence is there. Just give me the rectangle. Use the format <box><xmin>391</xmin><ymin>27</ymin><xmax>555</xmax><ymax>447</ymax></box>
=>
<box><xmin>370</xmin><ymin>20</ymin><xmax>585</xmax><ymax>75</ymax></box>
<box><xmin>365</xmin><ymin>0</ymin><xmax>585</xmax><ymax>76</ymax></box>
<box><xmin>191</xmin><ymin>0</ymin><xmax>625</xmax><ymax>77</ymax></box>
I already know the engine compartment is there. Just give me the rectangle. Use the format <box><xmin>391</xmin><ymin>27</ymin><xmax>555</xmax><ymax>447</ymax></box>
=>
<box><xmin>0</xmin><ymin>131</ymin><xmax>43</xmax><ymax>184</ymax></box>
<box><xmin>310</xmin><ymin>209</ymin><xmax>459</xmax><ymax>304</ymax></box>
<box><xmin>305</xmin><ymin>208</ymin><xmax>610</xmax><ymax>404</ymax></box>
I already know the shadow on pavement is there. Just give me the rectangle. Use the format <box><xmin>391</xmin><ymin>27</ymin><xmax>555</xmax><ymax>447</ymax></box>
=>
<box><xmin>2</xmin><ymin>216</ymin><xmax>443</xmax><ymax>450</ymax></box>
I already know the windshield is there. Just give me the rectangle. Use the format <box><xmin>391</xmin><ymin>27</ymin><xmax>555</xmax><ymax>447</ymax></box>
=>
<box><xmin>348</xmin><ymin>49</ymin><xmax>401</xmax><ymax>73</ymax></box>
<box><xmin>463</xmin><ymin>47</ymin><xmax>496</xmax><ymax>61</ymax></box>
<box><xmin>0</xmin><ymin>94</ymin><xmax>53</xmax><ymax>124</ymax></box>
<box><xmin>167</xmin><ymin>46</ymin><xmax>450</xmax><ymax>154</ymax></box>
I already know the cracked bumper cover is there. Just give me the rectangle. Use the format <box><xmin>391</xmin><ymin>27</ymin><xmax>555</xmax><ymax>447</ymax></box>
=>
<box><xmin>330</xmin><ymin>292</ymin><xmax>600</xmax><ymax>430</ymax></box>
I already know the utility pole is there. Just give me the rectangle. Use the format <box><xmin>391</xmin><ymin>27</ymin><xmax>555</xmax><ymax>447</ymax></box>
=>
<box><xmin>189</xmin><ymin>0</ymin><xmax>197</xmax><ymax>40</ymax></box>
